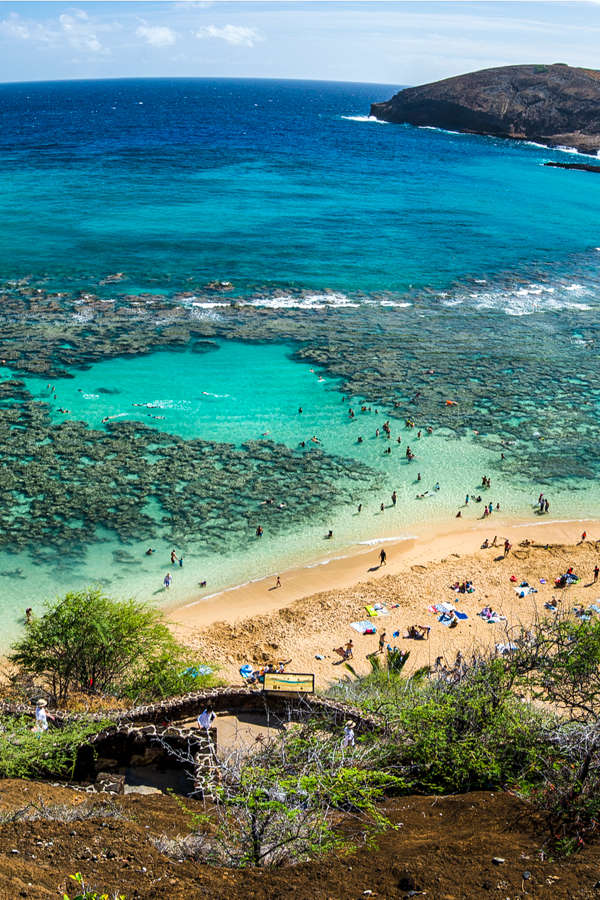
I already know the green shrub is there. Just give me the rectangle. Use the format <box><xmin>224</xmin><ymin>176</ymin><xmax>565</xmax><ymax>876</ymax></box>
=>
<box><xmin>329</xmin><ymin>661</ymin><xmax>548</xmax><ymax>794</ymax></box>
<box><xmin>9</xmin><ymin>588</ymin><xmax>215</xmax><ymax>704</ymax></box>
<box><xmin>0</xmin><ymin>716</ymin><xmax>110</xmax><ymax>780</ymax></box>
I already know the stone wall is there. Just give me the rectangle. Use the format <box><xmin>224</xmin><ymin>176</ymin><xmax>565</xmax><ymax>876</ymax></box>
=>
<box><xmin>0</xmin><ymin>687</ymin><xmax>380</xmax><ymax>735</ymax></box>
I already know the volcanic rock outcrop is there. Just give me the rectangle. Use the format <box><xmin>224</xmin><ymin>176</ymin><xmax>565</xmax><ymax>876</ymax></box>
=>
<box><xmin>370</xmin><ymin>64</ymin><xmax>600</xmax><ymax>153</ymax></box>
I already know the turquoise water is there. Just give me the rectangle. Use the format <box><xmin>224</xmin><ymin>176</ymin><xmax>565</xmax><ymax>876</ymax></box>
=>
<box><xmin>0</xmin><ymin>338</ymin><xmax>594</xmax><ymax>646</ymax></box>
<box><xmin>0</xmin><ymin>78</ymin><xmax>599</xmax><ymax>642</ymax></box>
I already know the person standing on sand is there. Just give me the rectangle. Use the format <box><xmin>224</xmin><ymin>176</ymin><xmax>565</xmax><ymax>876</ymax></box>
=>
<box><xmin>581</xmin><ymin>531</ymin><xmax>587</xmax><ymax>544</ymax></box>
<box><xmin>344</xmin><ymin>640</ymin><xmax>354</xmax><ymax>660</ymax></box>
<box><xmin>275</xmin><ymin>575</ymin><xmax>281</xmax><ymax>588</ymax></box>
<box><xmin>379</xmin><ymin>548</ymin><xmax>387</xmax><ymax>566</ymax></box>
<box><xmin>379</xmin><ymin>631</ymin><xmax>387</xmax><ymax>653</ymax></box>
<box><xmin>503</xmin><ymin>539</ymin><xmax>511</xmax><ymax>558</ymax></box>
<box><xmin>594</xmin><ymin>565</ymin><xmax>599</xmax><ymax>583</ymax></box>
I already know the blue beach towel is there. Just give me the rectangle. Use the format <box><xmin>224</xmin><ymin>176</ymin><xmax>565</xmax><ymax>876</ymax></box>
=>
<box><xmin>454</xmin><ymin>611</ymin><xmax>468</xmax><ymax>620</ymax></box>
<box><xmin>350</xmin><ymin>620</ymin><xmax>376</xmax><ymax>634</ymax></box>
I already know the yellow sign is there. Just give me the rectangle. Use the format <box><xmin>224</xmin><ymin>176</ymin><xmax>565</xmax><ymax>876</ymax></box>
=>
<box><xmin>263</xmin><ymin>672</ymin><xmax>315</xmax><ymax>694</ymax></box>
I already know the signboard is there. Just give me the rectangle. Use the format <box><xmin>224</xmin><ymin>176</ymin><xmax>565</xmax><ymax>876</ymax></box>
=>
<box><xmin>263</xmin><ymin>672</ymin><xmax>315</xmax><ymax>694</ymax></box>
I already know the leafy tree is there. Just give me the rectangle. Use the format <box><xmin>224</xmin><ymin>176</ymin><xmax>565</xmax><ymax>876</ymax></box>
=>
<box><xmin>9</xmin><ymin>588</ymin><xmax>213</xmax><ymax>704</ymax></box>
<box><xmin>511</xmin><ymin>615</ymin><xmax>600</xmax><ymax>848</ymax></box>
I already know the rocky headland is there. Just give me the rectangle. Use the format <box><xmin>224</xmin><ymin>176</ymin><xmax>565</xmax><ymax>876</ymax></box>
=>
<box><xmin>371</xmin><ymin>63</ymin><xmax>600</xmax><ymax>154</ymax></box>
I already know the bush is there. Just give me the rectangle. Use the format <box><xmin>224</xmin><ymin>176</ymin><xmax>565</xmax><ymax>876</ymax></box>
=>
<box><xmin>169</xmin><ymin>727</ymin><xmax>398</xmax><ymax>867</ymax></box>
<box><xmin>9</xmin><ymin>588</ymin><xmax>215</xmax><ymax>704</ymax></box>
<box><xmin>329</xmin><ymin>660</ymin><xmax>548</xmax><ymax>794</ymax></box>
<box><xmin>0</xmin><ymin>716</ymin><xmax>110</xmax><ymax>780</ymax></box>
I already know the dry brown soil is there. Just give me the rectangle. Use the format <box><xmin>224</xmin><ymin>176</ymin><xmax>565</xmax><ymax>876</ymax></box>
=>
<box><xmin>0</xmin><ymin>781</ymin><xmax>599</xmax><ymax>899</ymax></box>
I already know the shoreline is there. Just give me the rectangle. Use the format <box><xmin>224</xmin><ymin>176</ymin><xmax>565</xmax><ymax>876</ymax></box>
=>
<box><xmin>170</xmin><ymin>518</ymin><xmax>600</xmax><ymax>641</ymax></box>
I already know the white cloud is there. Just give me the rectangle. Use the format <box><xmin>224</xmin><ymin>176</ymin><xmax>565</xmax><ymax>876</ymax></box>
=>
<box><xmin>174</xmin><ymin>1</ymin><xmax>214</xmax><ymax>8</ymax></box>
<box><xmin>0</xmin><ymin>13</ymin><xmax>31</xmax><ymax>40</ymax></box>
<box><xmin>195</xmin><ymin>24</ymin><xmax>262</xmax><ymax>48</ymax></box>
<box><xmin>136</xmin><ymin>24</ymin><xmax>177</xmax><ymax>48</ymax></box>
<box><xmin>59</xmin><ymin>10</ymin><xmax>106</xmax><ymax>54</ymax></box>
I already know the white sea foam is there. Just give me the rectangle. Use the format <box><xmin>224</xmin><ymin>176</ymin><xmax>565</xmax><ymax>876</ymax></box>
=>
<box><xmin>240</xmin><ymin>292</ymin><xmax>360</xmax><ymax>310</ymax></box>
<box><xmin>379</xmin><ymin>301</ymin><xmax>412</xmax><ymax>307</ymax></box>
<box><xmin>191</xmin><ymin>301</ymin><xmax>229</xmax><ymax>308</ymax></box>
<box><xmin>357</xmin><ymin>535</ymin><xmax>416</xmax><ymax>546</ymax></box>
<box><xmin>418</xmin><ymin>125</ymin><xmax>462</xmax><ymax>136</ymax></box>
<box><xmin>341</xmin><ymin>115</ymin><xmax>389</xmax><ymax>124</ymax></box>
<box><xmin>145</xmin><ymin>399</ymin><xmax>191</xmax><ymax>410</ymax></box>
<box><xmin>305</xmin><ymin>554</ymin><xmax>351</xmax><ymax>568</ymax></box>
<box><xmin>555</xmin><ymin>144</ymin><xmax>599</xmax><ymax>158</ymax></box>
<box><xmin>82</xmin><ymin>393</ymin><xmax>100</xmax><ymax>399</ymax></box>
<box><xmin>446</xmin><ymin>279</ymin><xmax>596</xmax><ymax>316</ymax></box>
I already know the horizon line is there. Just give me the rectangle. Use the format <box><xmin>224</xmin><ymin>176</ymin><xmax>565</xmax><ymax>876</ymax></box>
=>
<box><xmin>0</xmin><ymin>74</ymin><xmax>403</xmax><ymax>88</ymax></box>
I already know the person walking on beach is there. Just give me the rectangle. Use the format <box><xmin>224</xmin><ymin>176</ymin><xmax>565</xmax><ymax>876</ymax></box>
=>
<box><xmin>378</xmin><ymin>631</ymin><xmax>387</xmax><ymax>653</ymax></box>
<box><xmin>503</xmin><ymin>539</ymin><xmax>511</xmax><ymax>558</ymax></box>
<box><xmin>581</xmin><ymin>531</ymin><xmax>587</xmax><ymax>544</ymax></box>
<box><xmin>343</xmin><ymin>640</ymin><xmax>354</xmax><ymax>660</ymax></box>
<box><xmin>275</xmin><ymin>575</ymin><xmax>281</xmax><ymax>588</ymax></box>
<box><xmin>379</xmin><ymin>548</ymin><xmax>387</xmax><ymax>566</ymax></box>
<box><xmin>594</xmin><ymin>565</ymin><xmax>599</xmax><ymax>583</ymax></box>
<box><xmin>170</xmin><ymin>549</ymin><xmax>177</xmax><ymax>565</ymax></box>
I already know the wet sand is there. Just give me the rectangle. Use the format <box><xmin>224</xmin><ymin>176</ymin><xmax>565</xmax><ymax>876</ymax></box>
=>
<box><xmin>170</xmin><ymin>516</ymin><xmax>600</xmax><ymax>688</ymax></box>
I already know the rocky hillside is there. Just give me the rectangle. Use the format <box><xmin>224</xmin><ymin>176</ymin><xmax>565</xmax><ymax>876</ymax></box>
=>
<box><xmin>371</xmin><ymin>64</ymin><xmax>600</xmax><ymax>153</ymax></box>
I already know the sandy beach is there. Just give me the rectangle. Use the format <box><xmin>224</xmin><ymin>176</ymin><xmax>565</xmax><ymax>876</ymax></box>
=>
<box><xmin>170</xmin><ymin>516</ymin><xmax>600</xmax><ymax>688</ymax></box>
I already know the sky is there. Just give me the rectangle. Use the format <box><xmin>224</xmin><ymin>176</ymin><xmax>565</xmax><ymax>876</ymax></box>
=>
<box><xmin>0</xmin><ymin>1</ymin><xmax>598</xmax><ymax>85</ymax></box>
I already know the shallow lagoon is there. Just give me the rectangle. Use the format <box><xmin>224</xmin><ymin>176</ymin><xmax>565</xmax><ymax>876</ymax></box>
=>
<box><xmin>0</xmin><ymin>338</ymin><xmax>595</xmax><ymax>646</ymax></box>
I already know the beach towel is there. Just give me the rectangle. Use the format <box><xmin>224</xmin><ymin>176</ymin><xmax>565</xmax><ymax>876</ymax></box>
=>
<box><xmin>428</xmin><ymin>604</ymin><xmax>439</xmax><ymax>614</ymax></box>
<box><xmin>515</xmin><ymin>586</ymin><xmax>537</xmax><ymax>597</ymax></box>
<box><xmin>439</xmin><ymin>613</ymin><xmax>456</xmax><ymax>626</ymax></box>
<box><xmin>454</xmin><ymin>611</ymin><xmax>468</xmax><ymax>620</ymax></box>
<box><xmin>591</xmin><ymin>604</ymin><xmax>600</xmax><ymax>615</ymax></box>
<box><xmin>438</xmin><ymin>602</ymin><xmax>455</xmax><ymax>613</ymax></box>
<box><xmin>365</xmin><ymin>604</ymin><xmax>389</xmax><ymax>617</ymax></box>
<box><xmin>350</xmin><ymin>620</ymin><xmax>377</xmax><ymax>634</ymax></box>
<box><xmin>496</xmin><ymin>642</ymin><xmax>518</xmax><ymax>655</ymax></box>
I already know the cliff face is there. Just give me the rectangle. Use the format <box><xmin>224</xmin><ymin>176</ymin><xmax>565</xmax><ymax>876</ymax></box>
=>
<box><xmin>370</xmin><ymin>64</ymin><xmax>600</xmax><ymax>153</ymax></box>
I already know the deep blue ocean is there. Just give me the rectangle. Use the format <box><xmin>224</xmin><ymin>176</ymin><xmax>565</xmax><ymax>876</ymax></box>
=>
<box><xmin>0</xmin><ymin>77</ymin><xmax>599</xmax><ymax>638</ymax></box>
<box><xmin>1</xmin><ymin>77</ymin><xmax>600</xmax><ymax>295</ymax></box>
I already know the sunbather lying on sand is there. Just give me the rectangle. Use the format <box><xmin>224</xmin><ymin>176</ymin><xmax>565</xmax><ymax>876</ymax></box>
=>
<box><xmin>405</xmin><ymin>624</ymin><xmax>431</xmax><ymax>640</ymax></box>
